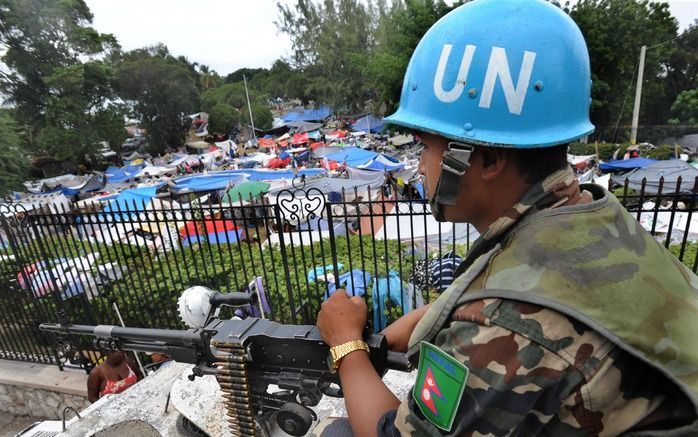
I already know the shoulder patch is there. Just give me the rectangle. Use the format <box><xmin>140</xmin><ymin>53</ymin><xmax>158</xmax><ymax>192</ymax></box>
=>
<box><xmin>412</xmin><ymin>341</ymin><xmax>469</xmax><ymax>431</ymax></box>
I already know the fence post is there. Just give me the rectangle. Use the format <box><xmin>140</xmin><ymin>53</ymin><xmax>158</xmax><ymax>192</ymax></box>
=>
<box><xmin>273</xmin><ymin>203</ymin><xmax>298</xmax><ymax>324</ymax></box>
<box><xmin>325</xmin><ymin>202</ymin><xmax>341</xmax><ymax>291</ymax></box>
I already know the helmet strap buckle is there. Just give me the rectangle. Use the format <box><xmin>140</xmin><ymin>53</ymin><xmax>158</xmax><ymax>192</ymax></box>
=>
<box><xmin>441</xmin><ymin>142</ymin><xmax>474</xmax><ymax>177</ymax></box>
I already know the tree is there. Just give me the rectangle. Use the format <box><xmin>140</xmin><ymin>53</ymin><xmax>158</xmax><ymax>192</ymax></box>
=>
<box><xmin>37</xmin><ymin>61</ymin><xmax>125</xmax><ymax>162</ymax></box>
<box><xmin>569</xmin><ymin>0</ymin><xmax>679</xmax><ymax>141</ymax></box>
<box><xmin>276</xmin><ymin>0</ymin><xmax>376</xmax><ymax>111</ymax></box>
<box><xmin>246</xmin><ymin>102</ymin><xmax>273</xmax><ymax>131</ymax></box>
<box><xmin>208</xmin><ymin>103</ymin><xmax>240</xmax><ymax>135</ymax></box>
<box><xmin>366</xmin><ymin>0</ymin><xmax>458</xmax><ymax>112</ymax></box>
<box><xmin>671</xmin><ymin>89</ymin><xmax>698</xmax><ymax>125</ymax></box>
<box><xmin>0</xmin><ymin>0</ymin><xmax>118</xmax><ymax>148</ymax></box>
<box><xmin>114</xmin><ymin>45</ymin><xmax>200</xmax><ymax>153</ymax></box>
<box><xmin>0</xmin><ymin>110</ymin><xmax>28</xmax><ymax>195</ymax></box>
<box><xmin>197</xmin><ymin>64</ymin><xmax>222</xmax><ymax>92</ymax></box>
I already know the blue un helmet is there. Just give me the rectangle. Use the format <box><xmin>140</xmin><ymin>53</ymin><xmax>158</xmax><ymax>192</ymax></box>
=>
<box><xmin>385</xmin><ymin>0</ymin><xmax>594</xmax><ymax>220</ymax></box>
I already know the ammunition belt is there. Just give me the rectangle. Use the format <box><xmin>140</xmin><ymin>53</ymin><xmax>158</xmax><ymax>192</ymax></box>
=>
<box><xmin>213</xmin><ymin>339</ymin><xmax>257</xmax><ymax>436</ymax></box>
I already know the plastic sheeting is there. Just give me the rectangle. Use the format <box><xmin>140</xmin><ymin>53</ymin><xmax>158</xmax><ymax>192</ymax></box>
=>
<box><xmin>324</xmin><ymin>147</ymin><xmax>378</xmax><ymax>167</ymax></box>
<box><xmin>599</xmin><ymin>157</ymin><xmax>657</xmax><ymax>171</ymax></box>
<box><xmin>352</xmin><ymin>114</ymin><xmax>384</xmax><ymax>133</ymax></box>
<box><xmin>106</xmin><ymin>164</ymin><xmax>145</xmax><ymax>183</ymax></box>
<box><xmin>358</xmin><ymin>154</ymin><xmax>404</xmax><ymax>172</ymax></box>
<box><xmin>612</xmin><ymin>160</ymin><xmax>698</xmax><ymax>194</ymax></box>
<box><xmin>281</xmin><ymin>106</ymin><xmax>332</xmax><ymax>122</ymax></box>
<box><xmin>172</xmin><ymin>173</ymin><xmax>247</xmax><ymax>193</ymax></box>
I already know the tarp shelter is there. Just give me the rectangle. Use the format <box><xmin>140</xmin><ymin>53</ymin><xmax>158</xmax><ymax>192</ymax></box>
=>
<box><xmin>285</xmin><ymin>121</ymin><xmax>323</xmax><ymax>134</ymax></box>
<box><xmin>7</xmin><ymin>191</ymin><xmax>71</xmax><ymax>214</ymax></box>
<box><xmin>172</xmin><ymin>173</ymin><xmax>247</xmax><ymax>193</ymax></box>
<box><xmin>281</xmin><ymin>106</ymin><xmax>332</xmax><ymax>122</ymax></box>
<box><xmin>612</xmin><ymin>159</ymin><xmax>698</xmax><ymax>194</ymax></box>
<box><xmin>324</xmin><ymin>147</ymin><xmax>379</xmax><ymax>167</ymax></box>
<box><xmin>102</xmin><ymin>185</ymin><xmax>160</xmax><ymax>220</ymax></box>
<box><xmin>186</xmin><ymin>141</ymin><xmax>210</xmax><ymax>149</ymax></box>
<box><xmin>389</xmin><ymin>134</ymin><xmax>415</xmax><ymax>147</ymax></box>
<box><xmin>228</xmin><ymin>168</ymin><xmax>326</xmax><ymax>181</ymax></box>
<box><xmin>224</xmin><ymin>181</ymin><xmax>270</xmax><ymax>203</ymax></box>
<box><xmin>137</xmin><ymin>165</ymin><xmax>176</xmax><ymax>178</ymax></box>
<box><xmin>312</xmin><ymin>146</ymin><xmax>344</xmax><ymax>159</ymax></box>
<box><xmin>205</xmin><ymin>218</ymin><xmax>243</xmax><ymax>245</ymax></box>
<box><xmin>359</xmin><ymin>154</ymin><xmax>404</xmax><ymax>172</ymax></box>
<box><xmin>599</xmin><ymin>157</ymin><xmax>658</xmax><ymax>172</ymax></box>
<box><xmin>352</xmin><ymin>114</ymin><xmax>384</xmax><ymax>133</ymax></box>
<box><xmin>106</xmin><ymin>164</ymin><xmax>145</xmax><ymax>183</ymax></box>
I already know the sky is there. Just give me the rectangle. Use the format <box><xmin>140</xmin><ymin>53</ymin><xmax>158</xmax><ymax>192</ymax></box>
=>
<box><xmin>84</xmin><ymin>0</ymin><xmax>698</xmax><ymax>76</ymax></box>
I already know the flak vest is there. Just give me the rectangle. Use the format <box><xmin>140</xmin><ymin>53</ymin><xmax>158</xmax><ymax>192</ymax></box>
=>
<box><xmin>408</xmin><ymin>188</ymin><xmax>698</xmax><ymax>434</ymax></box>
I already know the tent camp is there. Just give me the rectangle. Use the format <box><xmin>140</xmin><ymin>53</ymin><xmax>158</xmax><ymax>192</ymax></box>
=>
<box><xmin>612</xmin><ymin>160</ymin><xmax>698</xmax><ymax>194</ymax></box>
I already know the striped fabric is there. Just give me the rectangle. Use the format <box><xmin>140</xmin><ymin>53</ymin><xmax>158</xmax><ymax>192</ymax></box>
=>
<box><xmin>430</xmin><ymin>251</ymin><xmax>463</xmax><ymax>293</ymax></box>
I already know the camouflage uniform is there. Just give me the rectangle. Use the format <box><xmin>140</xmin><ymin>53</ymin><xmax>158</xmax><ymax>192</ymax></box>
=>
<box><xmin>377</xmin><ymin>168</ymin><xmax>698</xmax><ymax>436</ymax></box>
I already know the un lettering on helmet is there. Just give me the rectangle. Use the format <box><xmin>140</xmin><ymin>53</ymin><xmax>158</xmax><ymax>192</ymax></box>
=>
<box><xmin>434</xmin><ymin>45</ymin><xmax>537</xmax><ymax>115</ymax></box>
<box><xmin>385</xmin><ymin>0</ymin><xmax>595</xmax><ymax>149</ymax></box>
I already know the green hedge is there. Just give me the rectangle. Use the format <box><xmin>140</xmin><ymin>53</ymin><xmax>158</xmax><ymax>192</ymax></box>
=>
<box><xmin>2</xmin><ymin>235</ymin><xmax>465</xmax><ymax>332</ymax></box>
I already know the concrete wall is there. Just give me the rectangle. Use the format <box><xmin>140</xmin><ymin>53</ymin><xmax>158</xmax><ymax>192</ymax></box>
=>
<box><xmin>0</xmin><ymin>383</ymin><xmax>89</xmax><ymax>419</ymax></box>
<box><xmin>0</xmin><ymin>359</ymin><xmax>89</xmax><ymax>420</ymax></box>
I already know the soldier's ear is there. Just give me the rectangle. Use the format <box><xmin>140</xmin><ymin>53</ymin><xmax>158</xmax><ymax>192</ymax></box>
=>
<box><xmin>478</xmin><ymin>148</ymin><xmax>508</xmax><ymax>182</ymax></box>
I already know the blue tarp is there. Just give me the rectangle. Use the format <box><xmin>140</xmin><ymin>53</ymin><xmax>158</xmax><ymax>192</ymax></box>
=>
<box><xmin>352</xmin><ymin>114</ymin><xmax>384</xmax><ymax>133</ymax></box>
<box><xmin>173</xmin><ymin>174</ymin><xmax>247</xmax><ymax>193</ymax></box>
<box><xmin>360</xmin><ymin>154</ymin><xmax>404</xmax><ymax>171</ymax></box>
<box><xmin>105</xmin><ymin>164</ymin><xmax>145</xmax><ymax>183</ymax></box>
<box><xmin>230</xmin><ymin>168</ymin><xmax>326</xmax><ymax>181</ymax></box>
<box><xmin>173</xmin><ymin>169</ymin><xmax>327</xmax><ymax>192</ymax></box>
<box><xmin>281</xmin><ymin>106</ymin><xmax>332</xmax><ymax>122</ymax></box>
<box><xmin>102</xmin><ymin>185</ymin><xmax>160</xmax><ymax>221</ymax></box>
<box><xmin>325</xmin><ymin>147</ymin><xmax>379</xmax><ymax>167</ymax></box>
<box><xmin>599</xmin><ymin>157</ymin><xmax>657</xmax><ymax>171</ymax></box>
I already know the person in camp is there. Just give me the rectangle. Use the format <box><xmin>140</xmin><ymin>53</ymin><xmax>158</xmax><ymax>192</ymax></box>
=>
<box><xmin>86</xmin><ymin>351</ymin><xmax>142</xmax><ymax>402</ymax></box>
<box><xmin>315</xmin><ymin>0</ymin><xmax>698</xmax><ymax>436</ymax></box>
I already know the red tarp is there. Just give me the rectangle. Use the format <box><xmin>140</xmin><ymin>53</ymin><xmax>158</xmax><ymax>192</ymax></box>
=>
<box><xmin>267</xmin><ymin>157</ymin><xmax>292</xmax><ymax>169</ymax></box>
<box><xmin>310</xmin><ymin>142</ymin><xmax>324</xmax><ymax>150</ymax></box>
<box><xmin>292</xmin><ymin>133</ymin><xmax>309</xmax><ymax>145</ymax></box>
<box><xmin>258</xmin><ymin>138</ymin><xmax>275</xmax><ymax>148</ymax></box>
<box><xmin>204</xmin><ymin>218</ymin><xmax>239</xmax><ymax>234</ymax></box>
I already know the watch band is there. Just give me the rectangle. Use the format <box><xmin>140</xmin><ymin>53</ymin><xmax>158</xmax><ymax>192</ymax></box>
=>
<box><xmin>329</xmin><ymin>339</ymin><xmax>369</xmax><ymax>373</ymax></box>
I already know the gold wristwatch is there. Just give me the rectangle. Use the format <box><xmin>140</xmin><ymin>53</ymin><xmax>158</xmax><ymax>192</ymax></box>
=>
<box><xmin>327</xmin><ymin>340</ymin><xmax>369</xmax><ymax>373</ymax></box>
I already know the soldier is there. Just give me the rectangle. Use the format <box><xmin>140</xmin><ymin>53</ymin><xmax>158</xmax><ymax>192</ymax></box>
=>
<box><xmin>316</xmin><ymin>0</ymin><xmax>698</xmax><ymax>436</ymax></box>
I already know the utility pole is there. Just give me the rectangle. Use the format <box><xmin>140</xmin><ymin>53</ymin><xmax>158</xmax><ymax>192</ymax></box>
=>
<box><xmin>630</xmin><ymin>45</ymin><xmax>646</xmax><ymax>145</ymax></box>
<box><xmin>243</xmin><ymin>74</ymin><xmax>257</xmax><ymax>143</ymax></box>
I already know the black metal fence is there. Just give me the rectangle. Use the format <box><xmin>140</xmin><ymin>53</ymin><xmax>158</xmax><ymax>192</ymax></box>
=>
<box><xmin>0</xmin><ymin>176</ymin><xmax>696</xmax><ymax>371</ymax></box>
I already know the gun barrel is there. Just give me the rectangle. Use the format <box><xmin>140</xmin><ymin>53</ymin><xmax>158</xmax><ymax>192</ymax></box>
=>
<box><xmin>40</xmin><ymin>323</ymin><xmax>206</xmax><ymax>346</ymax></box>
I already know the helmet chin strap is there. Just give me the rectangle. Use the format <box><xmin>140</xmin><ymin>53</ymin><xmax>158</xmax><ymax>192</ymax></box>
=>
<box><xmin>429</xmin><ymin>142</ymin><xmax>475</xmax><ymax>222</ymax></box>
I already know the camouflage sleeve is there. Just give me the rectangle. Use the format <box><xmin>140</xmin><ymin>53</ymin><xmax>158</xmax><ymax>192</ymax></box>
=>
<box><xmin>379</xmin><ymin>298</ymin><xmax>698</xmax><ymax>436</ymax></box>
<box><xmin>380</xmin><ymin>298</ymin><xmax>607</xmax><ymax>436</ymax></box>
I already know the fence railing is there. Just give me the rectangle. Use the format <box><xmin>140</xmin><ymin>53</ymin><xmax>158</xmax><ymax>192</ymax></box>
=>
<box><xmin>0</xmin><ymin>176</ymin><xmax>696</xmax><ymax>371</ymax></box>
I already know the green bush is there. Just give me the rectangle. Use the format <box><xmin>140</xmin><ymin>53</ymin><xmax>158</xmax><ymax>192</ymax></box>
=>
<box><xmin>644</xmin><ymin>145</ymin><xmax>677</xmax><ymax>160</ymax></box>
<box><xmin>568</xmin><ymin>142</ymin><xmax>631</xmax><ymax>161</ymax></box>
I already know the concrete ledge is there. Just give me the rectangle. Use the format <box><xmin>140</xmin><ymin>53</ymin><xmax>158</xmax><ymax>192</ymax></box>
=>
<box><xmin>0</xmin><ymin>359</ymin><xmax>87</xmax><ymax>396</ymax></box>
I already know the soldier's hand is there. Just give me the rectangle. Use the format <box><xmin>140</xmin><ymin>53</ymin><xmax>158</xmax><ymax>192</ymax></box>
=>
<box><xmin>317</xmin><ymin>290</ymin><xmax>367</xmax><ymax>347</ymax></box>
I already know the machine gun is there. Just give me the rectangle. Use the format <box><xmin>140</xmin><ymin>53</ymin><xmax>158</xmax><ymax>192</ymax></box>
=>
<box><xmin>40</xmin><ymin>286</ymin><xmax>411</xmax><ymax>437</ymax></box>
